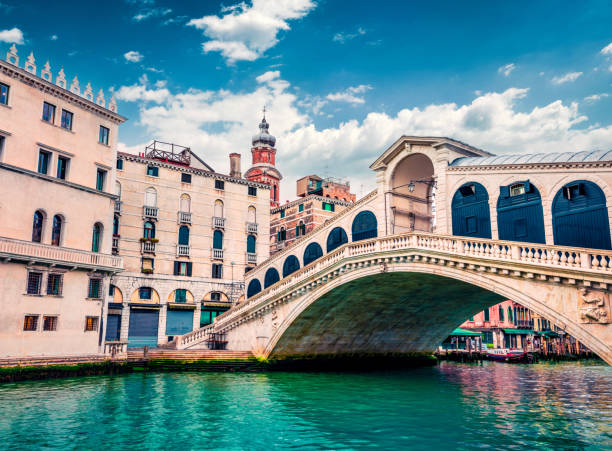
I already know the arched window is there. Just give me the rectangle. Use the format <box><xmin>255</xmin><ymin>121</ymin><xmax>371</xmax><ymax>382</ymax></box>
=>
<box><xmin>144</xmin><ymin>187</ymin><xmax>157</xmax><ymax>207</ymax></box>
<box><xmin>214</xmin><ymin>199</ymin><xmax>224</xmax><ymax>217</ymax></box>
<box><xmin>264</xmin><ymin>267</ymin><xmax>280</xmax><ymax>288</ymax></box>
<box><xmin>498</xmin><ymin>305</ymin><xmax>504</xmax><ymax>322</ymax></box>
<box><xmin>451</xmin><ymin>182</ymin><xmax>491</xmax><ymax>238</ymax></box>
<box><xmin>278</xmin><ymin>227</ymin><xmax>286</xmax><ymax>242</ymax></box>
<box><xmin>282</xmin><ymin>255</ymin><xmax>300</xmax><ymax>278</ymax></box>
<box><xmin>248</xmin><ymin>206</ymin><xmax>256</xmax><ymax>223</ymax></box>
<box><xmin>178</xmin><ymin>225</ymin><xmax>190</xmax><ymax>245</ymax></box>
<box><xmin>51</xmin><ymin>215</ymin><xmax>62</xmax><ymax>246</ymax></box>
<box><xmin>92</xmin><ymin>223</ymin><xmax>102</xmax><ymax>252</ymax></box>
<box><xmin>326</xmin><ymin>227</ymin><xmax>348</xmax><ymax>252</ymax></box>
<box><xmin>303</xmin><ymin>242</ymin><xmax>323</xmax><ymax>266</ymax></box>
<box><xmin>247</xmin><ymin>235</ymin><xmax>256</xmax><ymax>253</ymax></box>
<box><xmin>296</xmin><ymin>220</ymin><xmax>306</xmax><ymax>237</ymax></box>
<box><xmin>508</xmin><ymin>307</ymin><xmax>513</xmax><ymax>323</ymax></box>
<box><xmin>351</xmin><ymin>211</ymin><xmax>378</xmax><ymax>242</ymax></box>
<box><xmin>247</xmin><ymin>279</ymin><xmax>262</xmax><ymax>298</ymax></box>
<box><xmin>113</xmin><ymin>215</ymin><xmax>119</xmax><ymax>235</ymax></box>
<box><xmin>213</xmin><ymin>230</ymin><xmax>223</xmax><ymax>249</ymax></box>
<box><xmin>32</xmin><ymin>210</ymin><xmax>45</xmax><ymax>243</ymax></box>
<box><xmin>143</xmin><ymin>221</ymin><xmax>155</xmax><ymax>239</ymax></box>
<box><xmin>180</xmin><ymin>194</ymin><xmax>191</xmax><ymax>213</ymax></box>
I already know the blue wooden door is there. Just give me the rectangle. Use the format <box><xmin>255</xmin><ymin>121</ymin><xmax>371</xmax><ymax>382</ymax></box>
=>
<box><xmin>105</xmin><ymin>314</ymin><xmax>121</xmax><ymax>341</ymax></box>
<box><xmin>451</xmin><ymin>182</ymin><xmax>491</xmax><ymax>238</ymax></box>
<box><xmin>497</xmin><ymin>181</ymin><xmax>545</xmax><ymax>244</ymax></box>
<box><xmin>128</xmin><ymin>309</ymin><xmax>159</xmax><ymax>348</ymax></box>
<box><xmin>165</xmin><ymin>310</ymin><xmax>193</xmax><ymax>336</ymax></box>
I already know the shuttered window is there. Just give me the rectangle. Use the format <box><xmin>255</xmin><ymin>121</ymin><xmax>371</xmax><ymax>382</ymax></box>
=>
<box><xmin>88</xmin><ymin>278</ymin><xmax>102</xmax><ymax>298</ymax></box>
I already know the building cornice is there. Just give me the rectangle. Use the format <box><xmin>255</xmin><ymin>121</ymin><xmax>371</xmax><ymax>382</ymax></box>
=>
<box><xmin>0</xmin><ymin>59</ymin><xmax>127</xmax><ymax>125</ymax></box>
<box><xmin>118</xmin><ymin>152</ymin><xmax>271</xmax><ymax>190</ymax></box>
<box><xmin>272</xmin><ymin>194</ymin><xmax>353</xmax><ymax>213</ymax></box>
<box><xmin>447</xmin><ymin>160</ymin><xmax>612</xmax><ymax>172</ymax></box>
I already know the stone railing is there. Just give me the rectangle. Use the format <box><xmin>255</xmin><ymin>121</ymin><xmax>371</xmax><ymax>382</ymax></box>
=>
<box><xmin>212</xmin><ymin>248</ymin><xmax>224</xmax><ymax>260</ymax></box>
<box><xmin>0</xmin><ymin>236</ymin><xmax>122</xmax><ymax>270</ymax></box>
<box><xmin>178</xmin><ymin>211</ymin><xmax>192</xmax><ymax>224</ymax></box>
<box><xmin>246</xmin><ymin>222</ymin><xmax>258</xmax><ymax>234</ymax></box>
<box><xmin>176</xmin><ymin>325</ymin><xmax>214</xmax><ymax>349</ymax></box>
<box><xmin>247</xmin><ymin>252</ymin><xmax>257</xmax><ymax>265</ymax></box>
<box><xmin>143</xmin><ymin>206</ymin><xmax>158</xmax><ymax>220</ymax></box>
<box><xmin>104</xmin><ymin>341</ymin><xmax>128</xmax><ymax>357</ymax></box>
<box><xmin>141</xmin><ymin>241</ymin><xmax>156</xmax><ymax>254</ymax></box>
<box><xmin>213</xmin><ymin>216</ymin><xmax>226</xmax><ymax>229</ymax></box>
<box><xmin>177</xmin><ymin>244</ymin><xmax>190</xmax><ymax>257</ymax></box>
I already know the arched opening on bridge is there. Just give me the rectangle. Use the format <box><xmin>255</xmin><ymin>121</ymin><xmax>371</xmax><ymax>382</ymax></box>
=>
<box><xmin>352</xmin><ymin>211</ymin><xmax>378</xmax><ymax>242</ymax></box>
<box><xmin>390</xmin><ymin>153</ymin><xmax>435</xmax><ymax>233</ymax></box>
<box><xmin>552</xmin><ymin>180</ymin><xmax>611</xmax><ymax>250</ymax></box>
<box><xmin>327</xmin><ymin>227</ymin><xmax>348</xmax><ymax>252</ymax></box>
<box><xmin>303</xmin><ymin>242</ymin><xmax>324</xmax><ymax>266</ymax></box>
<box><xmin>497</xmin><ymin>181</ymin><xmax>545</xmax><ymax>244</ymax></box>
<box><xmin>264</xmin><ymin>267</ymin><xmax>280</xmax><ymax>288</ymax></box>
<box><xmin>451</xmin><ymin>182</ymin><xmax>491</xmax><ymax>238</ymax></box>
<box><xmin>283</xmin><ymin>255</ymin><xmax>301</xmax><ymax>277</ymax></box>
<box><xmin>247</xmin><ymin>279</ymin><xmax>262</xmax><ymax>298</ymax></box>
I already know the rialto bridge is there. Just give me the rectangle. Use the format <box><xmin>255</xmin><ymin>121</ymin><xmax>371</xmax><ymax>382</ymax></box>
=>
<box><xmin>176</xmin><ymin>136</ymin><xmax>612</xmax><ymax>364</ymax></box>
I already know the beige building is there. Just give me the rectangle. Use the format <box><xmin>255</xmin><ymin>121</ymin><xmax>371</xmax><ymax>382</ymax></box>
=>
<box><xmin>0</xmin><ymin>45</ymin><xmax>125</xmax><ymax>357</ymax></box>
<box><xmin>109</xmin><ymin>141</ymin><xmax>270</xmax><ymax>348</ymax></box>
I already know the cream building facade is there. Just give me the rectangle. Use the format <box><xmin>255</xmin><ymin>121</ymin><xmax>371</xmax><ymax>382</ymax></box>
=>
<box><xmin>0</xmin><ymin>46</ymin><xmax>125</xmax><ymax>357</ymax></box>
<box><xmin>109</xmin><ymin>142</ymin><xmax>271</xmax><ymax>348</ymax></box>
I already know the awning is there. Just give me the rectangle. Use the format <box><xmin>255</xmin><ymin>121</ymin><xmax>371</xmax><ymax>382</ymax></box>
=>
<box><xmin>537</xmin><ymin>330</ymin><xmax>559</xmax><ymax>338</ymax></box>
<box><xmin>503</xmin><ymin>329</ymin><xmax>534</xmax><ymax>335</ymax></box>
<box><xmin>450</xmin><ymin>328</ymin><xmax>481</xmax><ymax>337</ymax></box>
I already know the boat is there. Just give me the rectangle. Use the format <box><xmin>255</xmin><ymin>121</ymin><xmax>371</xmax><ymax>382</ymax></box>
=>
<box><xmin>486</xmin><ymin>348</ymin><xmax>527</xmax><ymax>362</ymax></box>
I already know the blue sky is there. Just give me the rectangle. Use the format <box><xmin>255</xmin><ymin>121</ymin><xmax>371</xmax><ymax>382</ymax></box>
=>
<box><xmin>1</xmin><ymin>0</ymin><xmax>611</xmax><ymax>200</ymax></box>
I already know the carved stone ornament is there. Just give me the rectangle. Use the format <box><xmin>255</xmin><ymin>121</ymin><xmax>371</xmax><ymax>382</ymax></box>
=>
<box><xmin>271</xmin><ymin>309</ymin><xmax>278</xmax><ymax>329</ymax></box>
<box><xmin>579</xmin><ymin>288</ymin><xmax>610</xmax><ymax>324</ymax></box>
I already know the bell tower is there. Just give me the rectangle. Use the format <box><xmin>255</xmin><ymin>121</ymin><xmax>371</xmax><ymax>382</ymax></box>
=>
<box><xmin>244</xmin><ymin>108</ymin><xmax>282</xmax><ymax>207</ymax></box>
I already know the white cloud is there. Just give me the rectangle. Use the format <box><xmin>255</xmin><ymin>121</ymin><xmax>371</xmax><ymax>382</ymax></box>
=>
<box><xmin>133</xmin><ymin>7</ymin><xmax>171</xmax><ymax>22</ymax></box>
<box><xmin>115</xmin><ymin>75</ymin><xmax>170</xmax><ymax>103</ymax></box>
<box><xmin>601</xmin><ymin>42</ymin><xmax>612</xmax><ymax>55</ymax></box>
<box><xmin>333</xmin><ymin>27</ymin><xmax>366</xmax><ymax>44</ymax></box>
<box><xmin>124</xmin><ymin>50</ymin><xmax>144</xmax><ymax>62</ymax></box>
<box><xmin>498</xmin><ymin>63</ymin><xmax>516</xmax><ymax>77</ymax></box>
<box><xmin>0</xmin><ymin>27</ymin><xmax>24</xmax><ymax>44</ymax></box>
<box><xmin>584</xmin><ymin>93</ymin><xmax>609</xmax><ymax>102</ymax></box>
<box><xmin>552</xmin><ymin>71</ymin><xmax>583</xmax><ymax>85</ymax></box>
<box><xmin>50</xmin><ymin>34</ymin><xmax>58</xmax><ymax>41</ymax></box>
<box><xmin>187</xmin><ymin>0</ymin><xmax>316</xmax><ymax>63</ymax></box>
<box><xmin>326</xmin><ymin>85</ymin><xmax>372</xmax><ymax>104</ymax></box>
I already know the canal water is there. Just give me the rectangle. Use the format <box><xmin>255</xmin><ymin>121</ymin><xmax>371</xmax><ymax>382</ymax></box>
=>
<box><xmin>0</xmin><ymin>361</ymin><xmax>610</xmax><ymax>450</ymax></box>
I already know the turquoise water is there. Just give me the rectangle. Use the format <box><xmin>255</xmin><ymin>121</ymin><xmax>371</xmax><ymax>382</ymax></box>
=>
<box><xmin>0</xmin><ymin>361</ymin><xmax>611</xmax><ymax>450</ymax></box>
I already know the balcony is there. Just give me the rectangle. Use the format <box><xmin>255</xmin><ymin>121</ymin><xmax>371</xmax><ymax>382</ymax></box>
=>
<box><xmin>141</xmin><ymin>241</ymin><xmax>156</xmax><ymax>254</ymax></box>
<box><xmin>212</xmin><ymin>248</ymin><xmax>224</xmax><ymax>260</ymax></box>
<box><xmin>0</xmin><ymin>236</ymin><xmax>122</xmax><ymax>271</ymax></box>
<box><xmin>143</xmin><ymin>206</ymin><xmax>158</xmax><ymax>220</ymax></box>
<box><xmin>114</xmin><ymin>200</ymin><xmax>122</xmax><ymax>215</ymax></box>
<box><xmin>246</xmin><ymin>222</ymin><xmax>258</xmax><ymax>234</ymax></box>
<box><xmin>515</xmin><ymin>320</ymin><xmax>534</xmax><ymax>329</ymax></box>
<box><xmin>177</xmin><ymin>244</ymin><xmax>190</xmax><ymax>257</ymax></box>
<box><xmin>178</xmin><ymin>211</ymin><xmax>192</xmax><ymax>224</ymax></box>
<box><xmin>112</xmin><ymin>236</ymin><xmax>119</xmax><ymax>255</ymax></box>
<box><xmin>247</xmin><ymin>252</ymin><xmax>257</xmax><ymax>265</ymax></box>
<box><xmin>213</xmin><ymin>216</ymin><xmax>226</xmax><ymax>229</ymax></box>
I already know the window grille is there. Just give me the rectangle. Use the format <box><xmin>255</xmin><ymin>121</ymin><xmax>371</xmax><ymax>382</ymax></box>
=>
<box><xmin>47</xmin><ymin>273</ymin><xmax>63</xmax><ymax>296</ymax></box>
<box><xmin>88</xmin><ymin>278</ymin><xmax>102</xmax><ymax>299</ymax></box>
<box><xmin>23</xmin><ymin>315</ymin><xmax>39</xmax><ymax>331</ymax></box>
<box><xmin>43</xmin><ymin>316</ymin><xmax>58</xmax><ymax>331</ymax></box>
<box><xmin>27</xmin><ymin>271</ymin><xmax>43</xmax><ymax>295</ymax></box>
<box><xmin>85</xmin><ymin>316</ymin><xmax>99</xmax><ymax>331</ymax></box>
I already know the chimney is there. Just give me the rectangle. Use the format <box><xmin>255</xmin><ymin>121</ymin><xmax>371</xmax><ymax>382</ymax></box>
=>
<box><xmin>229</xmin><ymin>153</ymin><xmax>241</xmax><ymax>178</ymax></box>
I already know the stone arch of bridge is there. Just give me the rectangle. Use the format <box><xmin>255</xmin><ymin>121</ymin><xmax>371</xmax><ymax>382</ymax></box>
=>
<box><xmin>262</xmin><ymin>264</ymin><xmax>611</xmax><ymax>364</ymax></box>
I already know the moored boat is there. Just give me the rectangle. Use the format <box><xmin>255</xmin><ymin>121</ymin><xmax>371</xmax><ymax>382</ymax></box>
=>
<box><xmin>486</xmin><ymin>348</ymin><xmax>526</xmax><ymax>362</ymax></box>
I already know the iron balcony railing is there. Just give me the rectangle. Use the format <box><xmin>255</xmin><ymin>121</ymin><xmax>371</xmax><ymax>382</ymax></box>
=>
<box><xmin>177</xmin><ymin>244</ymin><xmax>190</xmax><ymax>257</ymax></box>
<box><xmin>212</xmin><ymin>248</ymin><xmax>224</xmax><ymax>260</ymax></box>
<box><xmin>143</xmin><ymin>206</ymin><xmax>158</xmax><ymax>220</ymax></box>
<box><xmin>178</xmin><ymin>211</ymin><xmax>192</xmax><ymax>224</ymax></box>
<box><xmin>213</xmin><ymin>217</ymin><xmax>226</xmax><ymax>229</ymax></box>
<box><xmin>247</xmin><ymin>252</ymin><xmax>257</xmax><ymax>265</ymax></box>
<box><xmin>141</xmin><ymin>241</ymin><xmax>156</xmax><ymax>254</ymax></box>
<box><xmin>114</xmin><ymin>200</ymin><xmax>122</xmax><ymax>215</ymax></box>
<box><xmin>246</xmin><ymin>222</ymin><xmax>258</xmax><ymax>234</ymax></box>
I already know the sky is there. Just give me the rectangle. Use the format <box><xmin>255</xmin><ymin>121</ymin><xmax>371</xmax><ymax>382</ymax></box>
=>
<box><xmin>1</xmin><ymin>0</ymin><xmax>612</xmax><ymax>201</ymax></box>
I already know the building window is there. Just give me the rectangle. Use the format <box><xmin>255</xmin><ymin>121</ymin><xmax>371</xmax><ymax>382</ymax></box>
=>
<box><xmin>322</xmin><ymin>202</ymin><xmax>335</xmax><ymax>212</ymax></box>
<box><xmin>247</xmin><ymin>235</ymin><xmax>256</xmax><ymax>253</ymax></box>
<box><xmin>92</xmin><ymin>223</ymin><xmax>102</xmax><ymax>252</ymax></box>
<box><xmin>509</xmin><ymin>183</ymin><xmax>526</xmax><ymax>197</ymax></box>
<box><xmin>46</xmin><ymin>273</ymin><xmax>63</xmax><ymax>296</ymax></box>
<box><xmin>88</xmin><ymin>278</ymin><xmax>102</xmax><ymax>299</ymax></box>
<box><xmin>296</xmin><ymin>221</ymin><xmax>306</xmax><ymax>237</ymax></box>
<box><xmin>178</xmin><ymin>225</ymin><xmax>190</xmax><ymax>245</ymax></box>
<box><xmin>23</xmin><ymin>315</ymin><xmax>39</xmax><ymax>331</ymax></box>
<box><xmin>174</xmin><ymin>261</ymin><xmax>192</xmax><ymax>276</ymax></box>
<box><xmin>42</xmin><ymin>102</ymin><xmax>56</xmax><ymax>123</ymax></box>
<box><xmin>299</xmin><ymin>203</ymin><xmax>304</xmax><ymax>212</ymax></box>
<box><xmin>181</xmin><ymin>173</ymin><xmax>191</xmax><ymax>183</ymax></box>
<box><xmin>60</xmin><ymin>109</ymin><xmax>73</xmax><ymax>130</ymax></box>
<box><xmin>26</xmin><ymin>271</ymin><xmax>43</xmax><ymax>295</ymax></box>
<box><xmin>278</xmin><ymin>227</ymin><xmax>286</xmax><ymax>242</ymax></box>
<box><xmin>96</xmin><ymin>169</ymin><xmax>106</xmax><ymax>191</ymax></box>
<box><xmin>0</xmin><ymin>82</ymin><xmax>9</xmax><ymax>105</ymax></box>
<box><xmin>38</xmin><ymin>150</ymin><xmax>51</xmax><ymax>174</ymax></box>
<box><xmin>139</xmin><ymin>287</ymin><xmax>152</xmax><ymax>300</ymax></box>
<box><xmin>116</xmin><ymin>158</ymin><xmax>123</xmax><ymax>170</ymax></box>
<box><xmin>146</xmin><ymin>165</ymin><xmax>159</xmax><ymax>177</ymax></box>
<box><xmin>248</xmin><ymin>186</ymin><xmax>257</xmax><ymax>196</ymax></box>
<box><xmin>210</xmin><ymin>292</ymin><xmax>221</xmax><ymax>301</ymax></box>
<box><xmin>113</xmin><ymin>215</ymin><xmax>119</xmax><ymax>235</ymax></box>
<box><xmin>143</xmin><ymin>221</ymin><xmax>155</xmax><ymax>239</ymax></box>
<box><xmin>142</xmin><ymin>257</ymin><xmax>154</xmax><ymax>273</ymax></box>
<box><xmin>0</xmin><ymin>135</ymin><xmax>5</xmax><ymax>158</ymax></box>
<box><xmin>212</xmin><ymin>263</ymin><xmax>223</xmax><ymax>279</ymax></box>
<box><xmin>215</xmin><ymin>179</ymin><xmax>225</xmax><ymax>190</ymax></box>
<box><xmin>32</xmin><ymin>210</ymin><xmax>44</xmax><ymax>242</ymax></box>
<box><xmin>459</xmin><ymin>185</ymin><xmax>475</xmax><ymax>197</ymax></box>
<box><xmin>175</xmin><ymin>289</ymin><xmax>187</xmax><ymax>303</ymax></box>
<box><xmin>484</xmin><ymin>308</ymin><xmax>490</xmax><ymax>322</ymax></box>
<box><xmin>85</xmin><ymin>316</ymin><xmax>99</xmax><ymax>332</ymax></box>
<box><xmin>280</xmin><ymin>209</ymin><xmax>285</xmax><ymax>218</ymax></box>
<box><xmin>499</xmin><ymin>305</ymin><xmax>505</xmax><ymax>322</ymax></box>
<box><xmin>57</xmin><ymin>156</ymin><xmax>69</xmax><ymax>180</ymax></box>
<box><xmin>50</xmin><ymin>215</ymin><xmax>63</xmax><ymax>246</ymax></box>
<box><xmin>213</xmin><ymin>230</ymin><xmax>223</xmax><ymax>249</ymax></box>
<box><xmin>43</xmin><ymin>316</ymin><xmax>58</xmax><ymax>331</ymax></box>
<box><xmin>99</xmin><ymin>126</ymin><xmax>110</xmax><ymax>145</ymax></box>
<box><xmin>563</xmin><ymin>183</ymin><xmax>586</xmax><ymax>200</ymax></box>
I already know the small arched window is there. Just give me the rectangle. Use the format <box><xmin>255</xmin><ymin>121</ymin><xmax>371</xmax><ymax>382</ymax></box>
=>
<box><xmin>278</xmin><ymin>227</ymin><xmax>286</xmax><ymax>242</ymax></box>
<box><xmin>498</xmin><ymin>305</ymin><xmax>504</xmax><ymax>322</ymax></box>
<box><xmin>213</xmin><ymin>230</ymin><xmax>223</xmax><ymax>249</ymax></box>
<box><xmin>51</xmin><ymin>215</ymin><xmax>62</xmax><ymax>246</ymax></box>
<box><xmin>143</xmin><ymin>221</ymin><xmax>155</xmax><ymax>239</ymax></box>
<box><xmin>296</xmin><ymin>220</ymin><xmax>306</xmax><ymax>237</ymax></box>
<box><xmin>32</xmin><ymin>210</ymin><xmax>45</xmax><ymax>243</ymax></box>
<box><xmin>113</xmin><ymin>215</ymin><xmax>119</xmax><ymax>236</ymax></box>
<box><xmin>144</xmin><ymin>187</ymin><xmax>157</xmax><ymax>207</ymax></box>
<box><xmin>92</xmin><ymin>223</ymin><xmax>103</xmax><ymax>252</ymax></box>
<box><xmin>508</xmin><ymin>307</ymin><xmax>513</xmax><ymax>323</ymax></box>
<box><xmin>247</xmin><ymin>235</ymin><xmax>256</xmax><ymax>253</ymax></box>
<box><xmin>214</xmin><ymin>199</ymin><xmax>224</xmax><ymax>217</ymax></box>
<box><xmin>248</xmin><ymin>206</ymin><xmax>256</xmax><ymax>223</ymax></box>
<box><xmin>180</xmin><ymin>194</ymin><xmax>191</xmax><ymax>213</ymax></box>
<box><xmin>178</xmin><ymin>225</ymin><xmax>190</xmax><ymax>245</ymax></box>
